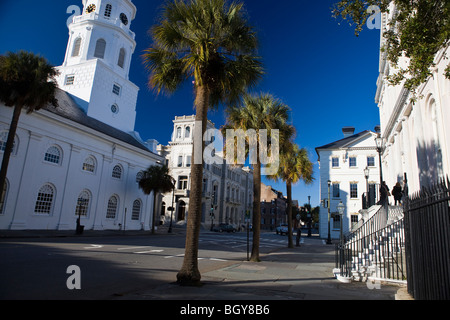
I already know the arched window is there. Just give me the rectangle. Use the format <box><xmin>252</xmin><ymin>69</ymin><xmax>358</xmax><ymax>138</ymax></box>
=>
<box><xmin>94</xmin><ymin>39</ymin><xmax>106</xmax><ymax>59</ymax></box>
<box><xmin>117</xmin><ymin>48</ymin><xmax>126</xmax><ymax>68</ymax></box>
<box><xmin>176</xmin><ymin>127</ymin><xmax>182</xmax><ymax>139</ymax></box>
<box><xmin>82</xmin><ymin>156</ymin><xmax>96</xmax><ymax>173</ymax></box>
<box><xmin>136</xmin><ymin>171</ymin><xmax>144</xmax><ymax>183</ymax></box>
<box><xmin>71</xmin><ymin>38</ymin><xmax>82</xmax><ymax>57</ymax></box>
<box><xmin>0</xmin><ymin>131</ymin><xmax>17</xmax><ymax>155</ymax></box>
<box><xmin>131</xmin><ymin>199</ymin><xmax>141</xmax><ymax>220</ymax></box>
<box><xmin>75</xmin><ymin>190</ymin><xmax>91</xmax><ymax>217</ymax></box>
<box><xmin>185</xmin><ymin>126</ymin><xmax>191</xmax><ymax>138</ymax></box>
<box><xmin>106</xmin><ymin>195</ymin><xmax>118</xmax><ymax>219</ymax></box>
<box><xmin>104</xmin><ymin>4</ymin><xmax>112</xmax><ymax>17</ymax></box>
<box><xmin>44</xmin><ymin>145</ymin><xmax>62</xmax><ymax>164</ymax></box>
<box><xmin>0</xmin><ymin>179</ymin><xmax>8</xmax><ymax>215</ymax></box>
<box><xmin>112</xmin><ymin>165</ymin><xmax>122</xmax><ymax>179</ymax></box>
<box><xmin>34</xmin><ymin>184</ymin><xmax>55</xmax><ymax>214</ymax></box>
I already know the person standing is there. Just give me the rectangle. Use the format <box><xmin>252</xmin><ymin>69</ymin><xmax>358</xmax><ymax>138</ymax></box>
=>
<box><xmin>392</xmin><ymin>182</ymin><xmax>403</xmax><ymax>206</ymax></box>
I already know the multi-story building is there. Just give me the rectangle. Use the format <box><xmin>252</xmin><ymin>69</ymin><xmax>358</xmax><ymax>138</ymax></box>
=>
<box><xmin>0</xmin><ymin>0</ymin><xmax>163</xmax><ymax>231</ymax></box>
<box><xmin>316</xmin><ymin>127</ymin><xmax>380</xmax><ymax>239</ymax></box>
<box><xmin>260</xmin><ymin>182</ymin><xmax>287</xmax><ymax>230</ymax></box>
<box><xmin>158</xmin><ymin>116</ymin><xmax>253</xmax><ymax>229</ymax></box>
<box><xmin>375</xmin><ymin>3</ymin><xmax>450</xmax><ymax>193</ymax></box>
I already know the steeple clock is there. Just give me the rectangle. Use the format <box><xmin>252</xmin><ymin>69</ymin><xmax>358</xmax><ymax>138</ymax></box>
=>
<box><xmin>56</xmin><ymin>0</ymin><xmax>139</xmax><ymax>133</ymax></box>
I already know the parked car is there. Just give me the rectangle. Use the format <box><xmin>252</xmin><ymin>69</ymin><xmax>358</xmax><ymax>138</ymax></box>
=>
<box><xmin>276</xmin><ymin>224</ymin><xmax>289</xmax><ymax>235</ymax></box>
<box><xmin>213</xmin><ymin>223</ymin><xmax>237</xmax><ymax>233</ymax></box>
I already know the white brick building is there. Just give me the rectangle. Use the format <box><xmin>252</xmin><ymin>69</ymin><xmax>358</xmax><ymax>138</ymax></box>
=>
<box><xmin>316</xmin><ymin>127</ymin><xmax>380</xmax><ymax>239</ymax></box>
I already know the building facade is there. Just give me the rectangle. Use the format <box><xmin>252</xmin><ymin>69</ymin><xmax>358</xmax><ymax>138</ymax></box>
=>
<box><xmin>0</xmin><ymin>0</ymin><xmax>163</xmax><ymax>231</ymax></box>
<box><xmin>375</xmin><ymin>3</ymin><xmax>450</xmax><ymax>194</ymax></box>
<box><xmin>260</xmin><ymin>182</ymin><xmax>287</xmax><ymax>230</ymax></box>
<box><xmin>157</xmin><ymin>115</ymin><xmax>253</xmax><ymax>229</ymax></box>
<box><xmin>316</xmin><ymin>127</ymin><xmax>380</xmax><ymax>239</ymax></box>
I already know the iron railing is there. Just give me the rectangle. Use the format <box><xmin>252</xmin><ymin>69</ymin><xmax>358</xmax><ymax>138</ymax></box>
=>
<box><xmin>404</xmin><ymin>178</ymin><xmax>450</xmax><ymax>300</ymax></box>
<box><xmin>336</xmin><ymin>204</ymin><xmax>406</xmax><ymax>282</ymax></box>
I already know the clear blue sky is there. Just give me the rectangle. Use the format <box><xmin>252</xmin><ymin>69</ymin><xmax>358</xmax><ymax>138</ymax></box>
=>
<box><xmin>0</xmin><ymin>0</ymin><xmax>382</xmax><ymax>207</ymax></box>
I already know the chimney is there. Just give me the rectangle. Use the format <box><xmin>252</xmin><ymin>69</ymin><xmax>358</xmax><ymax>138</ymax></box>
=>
<box><xmin>342</xmin><ymin>127</ymin><xmax>355</xmax><ymax>138</ymax></box>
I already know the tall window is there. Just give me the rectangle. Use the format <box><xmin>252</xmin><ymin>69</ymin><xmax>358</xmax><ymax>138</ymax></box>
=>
<box><xmin>176</xmin><ymin>127</ymin><xmax>182</xmax><ymax>139</ymax></box>
<box><xmin>332</xmin><ymin>157</ymin><xmax>339</xmax><ymax>168</ymax></box>
<box><xmin>71</xmin><ymin>38</ymin><xmax>82</xmax><ymax>57</ymax></box>
<box><xmin>44</xmin><ymin>146</ymin><xmax>62</xmax><ymax>164</ymax></box>
<box><xmin>94</xmin><ymin>39</ymin><xmax>106</xmax><ymax>59</ymax></box>
<box><xmin>118</xmin><ymin>48</ymin><xmax>126</xmax><ymax>68</ymax></box>
<box><xmin>106</xmin><ymin>195</ymin><xmax>118</xmax><ymax>219</ymax></box>
<box><xmin>350</xmin><ymin>183</ymin><xmax>358</xmax><ymax>198</ymax></box>
<box><xmin>178</xmin><ymin>176</ymin><xmax>188</xmax><ymax>190</ymax></box>
<box><xmin>82</xmin><ymin>156</ymin><xmax>96</xmax><ymax>173</ymax></box>
<box><xmin>34</xmin><ymin>184</ymin><xmax>55</xmax><ymax>214</ymax></box>
<box><xmin>132</xmin><ymin>200</ymin><xmax>141</xmax><ymax>221</ymax></box>
<box><xmin>185</xmin><ymin>126</ymin><xmax>191</xmax><ymax>138</ymax></box>
<box><xmin>75</xmin><ymin>190</ymin><xmax>91</xmax><ymax>217</ymax></box>
<box><xmin>177</xmin><ymin>156</ymin><xmax>183</xmax><ymax>167</ymax></box>
<box><xmin>349</xmin><ymin>157</ymin><xmax>357</xmax><ymax>167</ymax></box>
<box><xmin>367</xmin><ymin>156</ymin><xmax>375</xmax><ymax>167</ymax></box>
<box><xmin>0</xmin><ymin>131</ymin><xmax>17</xmax><ymax>154</ymax></box>
<box><xmin>332</xmin><ymin>183</ymin><xmax>340</xmax><ymax>198</ymax></box>
<box><xmin>104</xmin><ymin>4</ymin><xmax>112</xmax><ymax>17</ymax></box>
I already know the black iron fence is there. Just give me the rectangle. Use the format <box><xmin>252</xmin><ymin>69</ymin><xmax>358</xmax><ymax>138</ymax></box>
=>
<box><xmin>336</xmin><ymin>205</ymin><xmax>406</xmax><ymax>282</ymax></box>
<box><xmin>404</xmin><ymin>178</ymin><xmax>450</xmax><ymax>300</ymax></box>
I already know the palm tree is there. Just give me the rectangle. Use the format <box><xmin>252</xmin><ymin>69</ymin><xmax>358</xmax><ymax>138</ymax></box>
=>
<box><xmin>270</xmin><ymin>143</ymin><xmax>314</xmax><ymax>248</ymax></box>
<box><xmin>139</xmin><ymin>165</ymin><xmax>175</xmax><ymax>234</ymax></box>
<box><xmin>142</xmin><ymin>0</ymin><xmax>263</xmax><ymax>285</ymax></box>
<box><xmin>0</xmin><ymin>51</ymin><xmax>59</xmax><ymax>197</ymax></box>
<box><xmin>223</xmin><ymin>93</ymin><xmax>291</xmax><ymax>261</ymax></box>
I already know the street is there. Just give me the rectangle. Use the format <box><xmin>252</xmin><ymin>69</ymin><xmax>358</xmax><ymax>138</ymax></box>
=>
<box><xmin>0</xmin><ymin>230</ymin><xmax>308</xmax><ymax>300</ymax></box>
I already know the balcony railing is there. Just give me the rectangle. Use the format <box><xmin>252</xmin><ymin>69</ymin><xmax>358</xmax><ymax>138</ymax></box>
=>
<box><xmin>71</xmin><ymin>13</ymin><xmax>135</xmax><ymax>39</ymax></box>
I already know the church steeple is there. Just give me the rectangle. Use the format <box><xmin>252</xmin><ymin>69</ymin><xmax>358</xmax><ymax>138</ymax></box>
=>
<box><xmin>56</xmin><ymin>0</ymin><xmax>139</xmax><ymax>133</ymax></box>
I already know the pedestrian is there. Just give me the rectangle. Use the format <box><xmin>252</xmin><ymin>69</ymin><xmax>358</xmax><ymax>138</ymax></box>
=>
<box><xmin>379</xmin><ymin>181</ymin><xmax>390</xmax><ymax>205</ymax></box>
<box><xmin>296</xmin><ymin>218</ymin><xmax>304</xmax><ymax>246</ymax></box>
<box><xmin>392</xmin><ymin>182</ymin><xmax>403</xmax><ymax>206</ymax></box>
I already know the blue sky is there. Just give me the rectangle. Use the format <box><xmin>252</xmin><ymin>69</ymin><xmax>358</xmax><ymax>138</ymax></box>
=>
<box><xmin>0</xmin><ymin>0</ymin><xmax>382</xmax><ymax>207</ymax></box>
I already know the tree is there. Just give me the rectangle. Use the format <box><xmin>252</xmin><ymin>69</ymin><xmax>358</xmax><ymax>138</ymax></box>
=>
<box><xmin>223</xmin><ymin>93</ymin><xmax>291</xmax><ymax>261</ymax></box>
<box><xmin>138</xmin><ymin>165</ymin><xmax>175</xmax><ymax>233</ymax></box>
<box><xmin>0</xmin><ymin>51</ymin><xmax>59</xmax><ymax>196</ymax></box>
<box><xmin>269</xmin><ymin>143</ymin><xmax>314</xmax><ymax>248</ymax></box>
<box><xmin>332</xmin><ymin>0</ymin><xmax>450</xmax><ymax>97</ymax></box>
<box><xmin>142</xmin><ymin>0</ymin><xmax>263</xmax><ymax>285</ymax></box>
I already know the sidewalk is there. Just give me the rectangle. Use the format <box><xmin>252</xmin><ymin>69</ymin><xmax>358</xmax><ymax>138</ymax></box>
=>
<box><xmin>116</xmin><ymin>236</ymin><xmax>408</xmax><ymax>300</ymax></box>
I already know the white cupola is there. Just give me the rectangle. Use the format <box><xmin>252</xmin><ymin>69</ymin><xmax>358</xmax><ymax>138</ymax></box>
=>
<box><xmin>55</xmin><ymin>0</ymin><xmax>139</xmax><ymax>133</ymax></box>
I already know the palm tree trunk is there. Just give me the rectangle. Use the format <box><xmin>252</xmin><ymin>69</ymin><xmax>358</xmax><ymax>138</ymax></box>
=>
<box><xmin>286</xmin><ymin>181</ymin><xmax>294</xmax><ymax>248</ymax></box>
<box><xmin>177</xmin><ymin>84</ymin><xmax>209</xmax><ymax>285</ymax></box>
<box><xmin>250</xmin><ymin>155</ymin><xmax>261</xmax><ymax>262</ymax></box>
<box><xmin>151</xmin><ymin>191</ymin><xmax>157</xmax><ymax>234</ymax></box>
<box><xmin>0</xmin><ymin>102</ymin><xmax>23</xmax><ymax>193</ymax></box>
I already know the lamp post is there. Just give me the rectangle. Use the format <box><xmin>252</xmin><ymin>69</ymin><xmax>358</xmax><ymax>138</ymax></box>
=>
<box><xmin>168</xmin><ymin>187</ymin><xmax>175</xmax><ymax>233</ymax></box>
<box><xmin>326</xmin><ymin>180</ymin><xmax>332</xmax><ymax>244</ymax></box>
<box><xmin>337</xmin><ymin>201</ymin><xmax>345</xmax><ymax>270</ymax></box>
<box><xmin>364</xmin><ymin>166</ymin><xmax>370</xmax><ymax>208</ymax></box>
<box><xmin>375</xmin><ymin>135</ymin><xmax>384</xmax><ymax>185</ymax></box>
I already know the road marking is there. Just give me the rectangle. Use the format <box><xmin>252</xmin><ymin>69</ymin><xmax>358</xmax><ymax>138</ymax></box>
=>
<box><xmin>209</xmin><ymin>258</ymin><xmax>227</xmax><ymax>262</ymax></box>
<box><xmin>84</xmin><ymin>245</ymin><xmax>104</xmax><ymax>249</ymax></box>
<box><xmin>134</xmin><ymin>250</ymin><xmax>164</xmax><ymax>254</ymax></box>
<box><xmin>117</xmin><ymin>246</ymin><xmax>148</xmax><ymax>251</ymax></box>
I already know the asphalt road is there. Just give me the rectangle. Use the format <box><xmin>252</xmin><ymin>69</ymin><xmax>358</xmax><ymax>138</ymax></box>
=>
<box><xmin>0</xmin><ymin>231</ymin><xmax>296</xmax><ymax>300</ymax></box>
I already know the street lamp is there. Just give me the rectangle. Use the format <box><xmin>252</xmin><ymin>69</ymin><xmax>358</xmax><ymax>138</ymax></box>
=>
<box><xmin>337</xmin><ymin>201</ymin><xmax>346</xmax><ymax>271</ymax></box>
<box><xmin>326</xmin><ymin>180</ymin><xmax>332</xmax><ymax>244</ymax></box>
<box><xmin>375</xmin><ymin>135</ymin><xmax>384</xmax><ymax>185</ymax></box>
<box><xmin>364</xmin><ymin>166</ymin><xmax>370</xmax><ymax>208</ymax></box>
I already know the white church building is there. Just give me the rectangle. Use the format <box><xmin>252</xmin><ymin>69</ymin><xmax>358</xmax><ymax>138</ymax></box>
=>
<box><xmin>0</xmin><ymin>0</ymin><xmax>164</xmax><ymax>231</ymax></box>
<box><xmin>375</xmin><ymin>3</ymin><xmax>450</xmax><ymax>194</ymax></box>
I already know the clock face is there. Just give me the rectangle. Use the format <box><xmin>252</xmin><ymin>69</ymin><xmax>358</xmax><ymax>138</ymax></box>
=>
<box><xmin>86</xmin><ymin>4</ymin><xmax>96</xmax><ymax>14</ymax></box>
<box><xmin>120</xmin><ymin>13</ymin><xmax>129</xmax><ymax>26</ymax></box>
